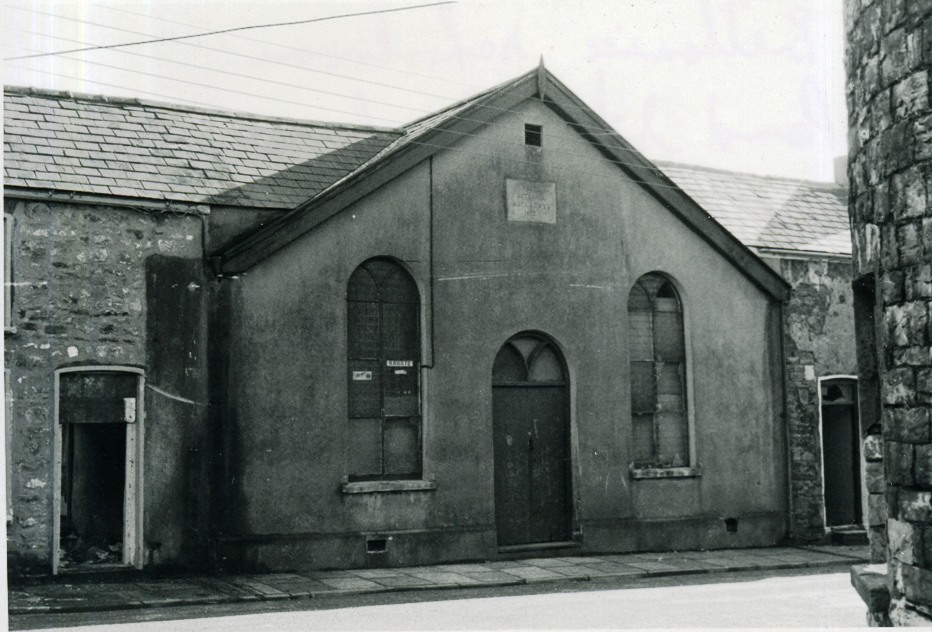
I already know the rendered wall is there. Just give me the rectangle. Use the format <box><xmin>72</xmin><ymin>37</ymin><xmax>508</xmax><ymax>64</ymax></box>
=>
<box><xmin>4</xmin><ymin>198</ymin><xmax>210</xmax><ymax>573</ymax></box>
<box><xmin>772</xmin><ymin>257</ymin><xmax>858</xmax><ymax>541</ymax></box>
<box><xmin>217</xmin><ymin>98</ymin><xmax>788</xmax><ymax>571</ymax></box>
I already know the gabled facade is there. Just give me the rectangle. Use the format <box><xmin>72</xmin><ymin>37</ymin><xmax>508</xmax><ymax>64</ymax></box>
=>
<box><xmin>3</xmin><ymin>65</ymin><xmax>850</xmax><ymax>575</ymax></box>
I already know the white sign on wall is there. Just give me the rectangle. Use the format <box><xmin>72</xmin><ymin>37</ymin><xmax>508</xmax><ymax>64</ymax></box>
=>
<box><xmin>506</xmin><ymin>179</ymin><xmax>557</xmax><ymax>224</ymax></box>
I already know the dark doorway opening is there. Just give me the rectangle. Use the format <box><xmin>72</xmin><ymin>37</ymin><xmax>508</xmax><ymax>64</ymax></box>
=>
<box><xmin>821</xmin><ymin>378</ymin><xmax>862</xmax><ymax>527</ymax></box>
<box><xmin>492</xmin><ymin>333</ymin><xmax>571</xmax><ymax>547</ymax></box>
<box><xmin>60</xmin><ymin>423</ymin><xmax>126</xmax><ymax>567</ymax></box>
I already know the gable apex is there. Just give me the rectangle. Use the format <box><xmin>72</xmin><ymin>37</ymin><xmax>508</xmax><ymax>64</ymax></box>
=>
<box><xmin>217</xmin><ymin>66</ymin><xmax>789</xmax><ymax>301</ymax></box>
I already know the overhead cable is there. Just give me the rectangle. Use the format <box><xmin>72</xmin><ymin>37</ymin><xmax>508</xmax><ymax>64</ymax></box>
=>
<box><xmin>5</xmin><ymin>1</ymin><xmax>457</xmax><ymax>60</ymax></box>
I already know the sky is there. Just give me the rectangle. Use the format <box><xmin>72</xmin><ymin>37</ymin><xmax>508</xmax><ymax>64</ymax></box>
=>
<box><xmin>3</xmin><ymin>0</ymin><xmax>848</xmax><ymax>182</ymax></box>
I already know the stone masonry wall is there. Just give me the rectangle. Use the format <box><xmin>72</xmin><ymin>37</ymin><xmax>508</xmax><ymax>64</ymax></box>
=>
<box><xmin>777</xmin><ymin>257</ymin><xmax>858</xmax><ymax>541</ymax></box>
<box><xmin>846</xmin><ymin>0</ymin><xmax>932</xmax><ymax>624</ymax></box>
<box><xmin>4</xmin><ymin>198</ymin><xmax>204</xmax><ymax>573</ymax></box>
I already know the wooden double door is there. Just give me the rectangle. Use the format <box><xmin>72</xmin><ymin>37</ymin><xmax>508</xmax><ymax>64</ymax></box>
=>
<box><xmin>492</xmin><ymin>333</ymin><xmax>571</xmax><ymax>547</ymax></box>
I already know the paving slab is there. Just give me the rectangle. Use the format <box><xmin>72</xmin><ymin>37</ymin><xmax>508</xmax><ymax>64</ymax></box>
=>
<box><xmin>8</xmin><ymin>545</ymin><xmax>871</xmax><ymax>616</ymax></box>
<box><xmin>458</xmin><ymin>570</ymin><xmax>528</xmax><ymax>584</ymax></box>
<box><xmin>431</xmin><ymin>563</ymin><xmax>494</xmax><ymax>573</ymax></box>
<box><xmin>546</xmin><ymin>565</ymin><xmax>593</xmax><ymax>579</ymax></box>
<box><xmin>581</xmin><ymin>561</ymin><xmax>646</xmax><ymax>576</ymax></box>
<box><xmin>523</xmin><ymin>557</ymin><xmax>581</xmax><ymax>568</ymax></box>
<box><xmin>406</xmin><ymin>570</ymin><xmax>481</xmax><ymax>586</ymax></box>
<box><xmin>498</xmin><ymin>566</ymin><xmax>567</xmax><ymax>582</ymax></box>
<box><xmin>370</xmin><ymin>575</ymin><xmax>437</xmax><ymax>589</ymax></box>
<box><xmin>350</xmin><ymin>568</ymin><xmax>406</xmax><ymax>579</ymax></box>
<box><xmin>318</xmin><ymin>577</ymin><xmax>385</xmax><ymax>592</ymax></box>
<box><xmin>226</xmin><ymin>577</ymin><xmax>290</xmax><ymax>599</ymax></box>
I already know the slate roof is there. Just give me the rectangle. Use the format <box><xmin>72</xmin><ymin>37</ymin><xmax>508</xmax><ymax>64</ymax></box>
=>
<box><xmin>3</xmin><ymin>87</ymin><xmax>400</xmax><ymax>209</ymax></box>
<box><xmin>3</xmin><ymin>83</ymin><xmax>849</xmax><ymax>261</ymax></box>
<box><xmin>658</xmin><ymin>161</ymin><xmax>851</xmax><ymax>257</ymax></box>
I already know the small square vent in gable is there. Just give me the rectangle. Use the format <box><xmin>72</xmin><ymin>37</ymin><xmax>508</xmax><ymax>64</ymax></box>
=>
<box><xmin>524</xmin><ymin>124</ymin><xmax>542</xmax><ymax>147</ymax></box>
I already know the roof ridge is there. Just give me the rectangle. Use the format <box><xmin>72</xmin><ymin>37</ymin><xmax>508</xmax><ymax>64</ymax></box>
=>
<box><xmin>401</xmin><ymin>67</ymin><xmax>536</xmax><ymax>131</ymax></box>
<box><xmin>3</xmin><ymin>84</ymin><xmax>402</xmax><ymax>134</ymax></box>
<box><xmin>655</xmin><ymin>159</ymin><xmax>846</xmax><ymax>190</ymax></box>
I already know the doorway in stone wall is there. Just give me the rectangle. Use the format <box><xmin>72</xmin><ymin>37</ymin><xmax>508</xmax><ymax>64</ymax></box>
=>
<box><xmin>53</xmin><ymin>367</ymin><xmax>145</xmax><ymax>574</ymax></box>
<box><xmin>820</xmin><ymin>377</ymin><xmax>862</xmax><ymax>529</ymax></box>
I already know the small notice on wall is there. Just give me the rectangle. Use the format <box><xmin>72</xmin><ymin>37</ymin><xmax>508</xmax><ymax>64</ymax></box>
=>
<box><xmin>506</xmin><ymin>179</ymin><xmax>556</xmax><ymax>224</ymax></box>
<box><xmin>386</xmin><ymin>360</ymin><xmax>413</xmax><ymax>367</ymax></box>
<box><xmin>352</xmin><ymin>371</ymin><xmax>373</xmax><ymax>381</ymax></box>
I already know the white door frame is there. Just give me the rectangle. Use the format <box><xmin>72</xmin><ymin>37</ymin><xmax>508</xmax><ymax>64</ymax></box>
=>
<box><xmin>52</xmin><ymin>366</ymin><xmax>145</xmax><ymax>574</ymax></box>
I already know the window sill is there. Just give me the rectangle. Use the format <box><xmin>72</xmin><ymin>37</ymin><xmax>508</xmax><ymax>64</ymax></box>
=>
<box><xmin>630</xmin><ymin>466</ymin><xmax>702</xmax><ymax>480</ymax></box>
<box><xmin>341</xmin><ymin>480</ymin><xmax>437</xmax><ymax>494</ymax></box>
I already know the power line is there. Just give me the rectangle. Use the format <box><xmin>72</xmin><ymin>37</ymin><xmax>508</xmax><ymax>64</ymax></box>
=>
<box><xmin>5</xmin><ymin>57</ymin><xmax>408</xmax><ymax>125</ymax></box>
<box><xmin>8</xmin><ymin>50</ymin><xmax>668</xmax><ymax>180</ymax></box>
<box><xmin>4</xmin><ymin>5</ymin><xmax>461</xmax><ymax>102</ymax></box>
<box><xmin>9</xmin><ymin>28</ymin><xmax>432</xmax><ymax>116</ymax></box>
<box><xmin>6</xmin><ymin>64</ymin><xmax>694</xmax><ymax>199</ymax></box>
<box><xmin>7</xmin><ymin>24</ymin><xmax>630</xmax><ymax>151</ymax></box>
<box><xmin>7</xmin><ymin>44</ymin><xmax>665</xmax><ymax>179</ymax></box>
<box><xmin>5</xmin><ymin>1</ymin><xmax>457</xmax><ymax>61</ymax></box>
<box><xmin>100</xmin><ymin>3</ymin><xmax>480</xmax><ymax>90</ymax></box>
<box><xmin>4</xmin><ymin>4</ymin><xmax>628</xmax><ymax>139</ymax></box>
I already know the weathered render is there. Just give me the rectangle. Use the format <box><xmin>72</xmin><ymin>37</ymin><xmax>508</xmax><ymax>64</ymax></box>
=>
<box><xmin>663</xmin><ymin>164</ymin><xmax>859</xmax><ymax>546</ymax></box>
<box><xmin>845</xmin><ymin>0</ymin><xmax>932</xmax><ymax>626</ymax></box>
<box><xmin>3</xmin><ymin>65</ymin><xmax>852</xmax><ymax>576</ymax></box>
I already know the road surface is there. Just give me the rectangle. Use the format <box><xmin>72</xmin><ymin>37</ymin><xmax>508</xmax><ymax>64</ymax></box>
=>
<box><xmin>14</xmin><ymin>569</ymin><xmax>866</xmax><ymax>630</ymax></box>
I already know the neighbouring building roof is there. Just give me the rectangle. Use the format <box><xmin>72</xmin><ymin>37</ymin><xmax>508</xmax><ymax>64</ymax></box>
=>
<box><xmin>3</xmin><ymin>85</ymin><xmax>849</xmax><ymax>261</ymax></box>
<box><xmin>6</xmin><ymin>70</ymin><xmax>847</xmax><ymax>295</ymax></box>
<box><xmin>3</xmin><ymin>87</ymin><xmax>400</xmax><ymax>209</ymax></box>
<box><xmin>658</xmin><ymin>161</ymin><xmax>851</xmax><ymax>258</ymax></box>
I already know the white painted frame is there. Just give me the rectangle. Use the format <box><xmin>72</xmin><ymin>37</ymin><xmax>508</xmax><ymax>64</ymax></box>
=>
<box><xmin>52</xmin><ymin>366</ymin><xmax>145</xmax><ymax>574</ymax></box>
<box><xmin>817</xmin><ymin>374</ymin><xmax>859</xmax><ymax>531</ymax></box>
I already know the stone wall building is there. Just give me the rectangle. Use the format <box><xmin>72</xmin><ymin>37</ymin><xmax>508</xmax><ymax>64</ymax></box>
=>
<box><xmin>845</xmin><ymin>0</ymin><xmax>932</xmax><ymax>626</ymax></box>
<box><xmin>4</xmin><ymin>64</ymin><xmax>856</xmax><ymax>576</ymax></box>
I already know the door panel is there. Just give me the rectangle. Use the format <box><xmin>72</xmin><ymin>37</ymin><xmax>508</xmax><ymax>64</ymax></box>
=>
<box><xmin>493</xmin><ymin>387</ymin><xmax>530</xmax><ymax>546</ymax></box>
<box><xmin>823</xmin><ymin>406</ymin><xmax>858</xmax><ymax>526</ymax></box>
<box><xmin>526</xmin><ymin>386</ymin><xmax>568</xmax><ymax>543</ymax></box>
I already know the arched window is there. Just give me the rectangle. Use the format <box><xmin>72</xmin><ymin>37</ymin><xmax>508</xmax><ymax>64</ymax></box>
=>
<box><xmin>346</xmin><ymin>259</ymin><xmax>421</xmax><ymax>480</ymax></box>
<box><xmin>628</xmin><ymin>273</ymin><xmax>688</xmax><ymax>468</ymax></box>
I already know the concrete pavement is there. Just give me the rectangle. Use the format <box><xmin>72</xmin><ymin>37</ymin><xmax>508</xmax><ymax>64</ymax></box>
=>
<box><xmin>8</xmin><ymin>544</ymin><xmax>870</xmax><ymax>616</ymax></box>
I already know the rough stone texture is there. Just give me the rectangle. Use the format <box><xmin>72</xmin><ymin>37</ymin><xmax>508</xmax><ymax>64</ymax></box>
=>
<box><xmin>777</xmin><ymin>258</ymin><xmax>858</xmax><ymax>541</ymax></box>
<box><xmin>3</xmin><ymin>197</ymin><xmax>207</xmax><ymax>573</ymax></box>
<box><xmin>846</xmin><ymin>0</ymin><xmax>932</xmax><ymax>624</ymax></box>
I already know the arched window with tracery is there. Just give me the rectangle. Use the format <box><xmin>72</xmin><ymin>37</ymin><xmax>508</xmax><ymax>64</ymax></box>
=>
<box><xmin>628</xmin><ymin>273</ymin><xmax>689</xmax><ymax>468</ymax></box>
<box><xmin>346</xmin><ymin>258</ymin><xmax>421</xmax><ymax>480</ymax></box>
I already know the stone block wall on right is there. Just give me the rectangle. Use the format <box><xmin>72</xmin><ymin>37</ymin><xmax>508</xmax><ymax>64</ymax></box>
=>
<box><xmin>845</xmin><ymin>0</ymin><xmax>932</xmax><ymax>625</ymax></box>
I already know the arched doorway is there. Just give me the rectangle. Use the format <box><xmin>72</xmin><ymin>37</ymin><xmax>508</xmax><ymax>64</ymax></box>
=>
<box><xmin>492</xmin><ymin>333</ymin><xmax>571</xmax><ymax>547</ymax></box>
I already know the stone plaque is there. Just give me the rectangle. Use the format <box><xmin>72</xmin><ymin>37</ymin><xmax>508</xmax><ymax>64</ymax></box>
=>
<box><xmin>506</xmin><ymin>179</ymin><xmax>556</xmax><ymax>224</ymax></box>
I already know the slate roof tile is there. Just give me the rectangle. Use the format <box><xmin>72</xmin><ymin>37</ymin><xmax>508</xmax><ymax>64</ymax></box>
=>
<box><xmin>6</xmin><ymin>86</ymin><xmax>850</xmax><ymax>258</ymax></box>
<box><xmin>657</xmin><ymin>161</ymin><xmax>851</xmax><ymax>256</ymax></box>
<box><xmin>4</xmin><ymin>87</ymin><xmax>401</xmax><ymax>209</ymax></box>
